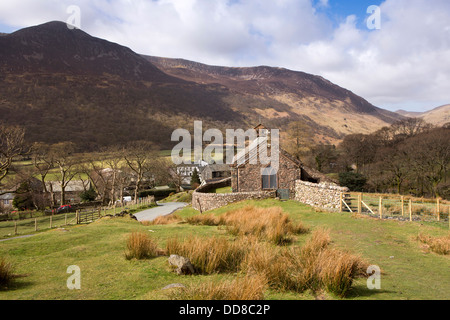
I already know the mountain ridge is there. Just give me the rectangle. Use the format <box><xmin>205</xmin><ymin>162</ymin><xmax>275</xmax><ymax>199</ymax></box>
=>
<box><xmin>0</xmin><ymin>21</ymin><xmax>403</xmax><ymax>150</ymax></box>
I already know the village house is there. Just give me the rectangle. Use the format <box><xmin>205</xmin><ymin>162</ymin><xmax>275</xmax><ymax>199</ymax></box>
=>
<box><xmin>45</xmin><ymin>180</ymin><xmax>91</xmax><ymax>205</ymax></box>
<box><xmin>176</xmin><ymin>160</ymin><xmax>208</xmax><ymax>185</ymax></box>
<box><xmin>200</xmin><ymin>164</ymin><xmax>231</xmax><ymax>183</ymax></box>
<box><xmin>0</xmin><ymin>192</ymin><xmax>14</xmax><ymax>212</ymax></box>
<box><xmin>230</xmin><ymin>125</ymin><xmax>334</xmax><ymax>199</ymax></box>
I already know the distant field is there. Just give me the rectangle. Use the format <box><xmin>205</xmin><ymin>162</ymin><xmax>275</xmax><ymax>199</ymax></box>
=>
<box><xmin>0</xmin><ymin>198</ymin><xmax>448</xmax><ymax>300</ymax></box>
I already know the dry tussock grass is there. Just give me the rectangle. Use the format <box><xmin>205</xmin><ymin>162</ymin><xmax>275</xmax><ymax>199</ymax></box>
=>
<box><xmin>161</xmin><ymin>212</ymin><xmax>369</xmax><ymax>297</ymax></box>
<box><xmin>124</xmin><ymin>232</ymin><xmax>161</xmax><ymax>260</ymax></box>
<box><xmin>145</xmin><ymin>214</ymin><xmax>182</xmax><ymax>225</ymax></box>
<box><xmin>186</xmin><ymin>213</ymin><xmax>219</xmax><ymax>226</ymax></box>
<box><xmin>242</xmin><ymin>229</ymin><xmax>368</xmax><ymax>297</ymax></box>
<box><xmin>166</xmin><ymin>236</ymin><xmax>256</xmax><ymax>274</ymax></box>
<box><xmin>168</xmin><ymin>274</ymin><xmax>268</xmax><ymax>300</ymax></box>
<box><xmin>186</xmin><ymin>206</ymin><xmax>309</xmax><ymax>245</ymax></box>
<box><xmin>417</xmin><ymin>233</ymin><xmax>450</xmax><ymax>255</ymax></box>
<box><xmin>0</xmin><ymin>257</ymin><xmax>14</xmax><ymax>288</ymax></box>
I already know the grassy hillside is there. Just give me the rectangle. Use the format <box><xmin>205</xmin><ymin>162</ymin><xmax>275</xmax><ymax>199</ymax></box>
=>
<box><xmin>0</xmin><ymin>199</ymin><xmax>448</xmax><ymax>300</ymax></box>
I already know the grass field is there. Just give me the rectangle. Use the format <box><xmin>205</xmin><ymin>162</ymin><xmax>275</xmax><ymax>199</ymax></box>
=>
<box><xmin>0</xmin><ymin>199</ymin><xmax>449</xmax><ymax>300</ymax></box>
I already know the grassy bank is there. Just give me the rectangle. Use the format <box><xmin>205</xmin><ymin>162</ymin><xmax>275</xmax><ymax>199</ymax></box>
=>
<box><xmin>0</xmin><ymin>199</ymin><xmax>448</xmax><ymax>300</ymax></box>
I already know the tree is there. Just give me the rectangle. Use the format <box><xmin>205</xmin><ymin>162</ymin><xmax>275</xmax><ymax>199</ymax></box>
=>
<box><xmin>31</xmin><ymin>142</ymin><xmax>54</xmax><ymax>207</ymax></box>
<box><xmin>402</xmin><ymin>127</ymin><xmax>450</xmax><ymax>197</ymax></box>
<box><xmin>339</xmin><ymin>172</ymin><xmax>367</xmax><ymax>192</ymax></box>
<box><xmin>338</xmin><ymin>134</ymin><xmax>379</xmax><ymax>174</ymax></box>
<box><xmin>12</xmin><ymin>181</ymin><xmax>34</xmax><ymax>211</ymax></box>
<box><xmin>191</xmin><ymin>168</ymin><xmax>201</xmax><ymax>188</ymax></box>
<box><xmin>124</xmin><ymin>141</ymin><xmax>158</xmax><ymax>203</ymax></box>
<box><xmin>0</xmin><ymin>125</ymin><xmax>28</xmax><ymax>184</ymax></box>
<box><xmin>50</xmin><ymin>142</ymin><xmax>79</xmax><ymax>205</ymax></box>
<box><xmin>285</xmin><ymin>120</ymin><xmax>314</xmax><ymax>161</ymax></box>
<box><xmin>79</xmin><ymin>185</ymin><xmax>97</xmax><ymax>203</ymax></box>
<box><xmin>311</xmin><ymin>144</ymin><xmax>338</xmax><ymax>173</ymax></box>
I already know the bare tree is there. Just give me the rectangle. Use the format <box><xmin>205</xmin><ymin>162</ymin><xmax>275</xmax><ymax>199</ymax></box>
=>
<box><xmin>284</xmin><ymin>120</ymin><xmax>314</xmax><ymax>161</ymax></box>
<box><xmin>123</xmin><ymin>141</ymin><xmax>158</xmax><ymax>203</ymax></box>
<box><xmin>50</xmin><ymin>142</ymin><xmax>79</xmax><ymax>205</ymax></box>
<box><xmin>30</xmin><ymin>142</ymin><xmax>55</xmax><ymax>206</ymax></box>
<box><xmin>0</xmin><ymin>125</ymin><xmax>28</xmax><ymax>185</ymax></box>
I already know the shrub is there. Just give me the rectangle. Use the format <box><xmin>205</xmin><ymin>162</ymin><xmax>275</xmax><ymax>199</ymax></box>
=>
<box><xmin>124</xmin><ymin>232</ymin><xmax>160</xmax><ymax>260</ymax></box>
<box><xmin>0</xmin><ymin>257</ymin><xmax>14</xmax><ymax>288</ymax></box>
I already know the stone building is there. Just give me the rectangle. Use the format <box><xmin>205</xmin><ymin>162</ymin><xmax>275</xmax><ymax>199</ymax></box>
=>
<box><xmin>230</xmin><ymin>125</ymin><xmax>334</xmax><ymax>199</ymax></box>
<box><xmin>200</xmin><ymin>164</ymin><xmax>231</xmax><ymax>183</ymax></box>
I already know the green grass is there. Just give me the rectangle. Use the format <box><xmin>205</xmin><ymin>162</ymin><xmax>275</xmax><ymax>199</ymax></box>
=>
<box><xmin>209</xmin><ymin>186</ymin><xmax>232</xmax><ymax>194</ymax></box>
<box><xmin>0</xmin><ymin>199</ymin><xmax>448</xmax><ymax>300</ymax></box>
<box><xmin>159</xmin><ymin>191</ymin><xmax>193</xmax><ymax>203</ymax></box>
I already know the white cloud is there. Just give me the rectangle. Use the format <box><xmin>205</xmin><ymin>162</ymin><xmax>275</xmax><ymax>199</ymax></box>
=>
<box><xmin>0</xmin><ymin>0</ymin><xmax>449</xmax><ymax>112</ymax></box>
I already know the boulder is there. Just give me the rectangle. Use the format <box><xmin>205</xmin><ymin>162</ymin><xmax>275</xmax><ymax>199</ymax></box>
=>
<box><xmin>168</xmin><ymin>254</ymin><xmax>195</xmax><ymax>275</ymax></box>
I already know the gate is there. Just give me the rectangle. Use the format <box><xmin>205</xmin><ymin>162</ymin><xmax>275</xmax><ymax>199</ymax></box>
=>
<box><xmin>277</xmin><ymin>189</ymin><xmax>290</xmax><ymax>200</ymax></box>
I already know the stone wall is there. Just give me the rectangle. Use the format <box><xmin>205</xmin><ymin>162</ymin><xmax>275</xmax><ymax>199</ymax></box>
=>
<box><xmin>192</xmin><ymin>190</ymin><xmax>276</xmax><ymax>212</ymax></box>
<box><xmin>294</xmin><ymin>180</ymin><xmax>349</xmax><ymax>211</ymax></box>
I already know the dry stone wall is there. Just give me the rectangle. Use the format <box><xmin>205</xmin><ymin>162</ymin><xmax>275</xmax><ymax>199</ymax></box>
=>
<box><xmin>192</xmin><ymin>190</ymin><xmax>276</xmax><ymax>212</ymax></box>
<box><xmin>294</xmin><ymin>180</ymin><xmax>348</xmax><ymax>211</ymax></box>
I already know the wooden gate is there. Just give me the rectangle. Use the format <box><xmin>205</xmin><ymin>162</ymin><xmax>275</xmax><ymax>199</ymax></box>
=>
<box><xmin>76</xmin><ymin>209</ymin><xmax>102</xmax><ymax>224</ymax></box>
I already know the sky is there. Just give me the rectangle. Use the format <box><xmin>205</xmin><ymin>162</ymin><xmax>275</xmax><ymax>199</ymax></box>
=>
<box><xmin>0</xmin><ymin>0</ymin><xmax>449</xmax><ymax>113</ymax></box>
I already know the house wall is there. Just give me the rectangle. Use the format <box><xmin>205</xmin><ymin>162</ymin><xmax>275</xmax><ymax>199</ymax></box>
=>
<box><xmin>294</xmin><ymin>180</ymin><xmax>349</xmax><ymax>211</ymax></box>
<box><xmin>231</xmin><ymin>154</ymin><xmax>301</xmax><ymax>197</ymax></box>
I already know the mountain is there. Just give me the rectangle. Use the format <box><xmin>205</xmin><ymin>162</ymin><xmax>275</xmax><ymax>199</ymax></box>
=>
<box><xmin>0</xmin><ymin>21</ymin><xmax>402</xmax><ymax>151</ymax></box>
<box><xmin>396</xmin><ymin>105</ymin><xmax>450</xmax><ymax>127</ymax></box>
<box><xmin>144</xmin><ymin>56</ymin><xmax>402</xmax><ymax>143</ymax></box>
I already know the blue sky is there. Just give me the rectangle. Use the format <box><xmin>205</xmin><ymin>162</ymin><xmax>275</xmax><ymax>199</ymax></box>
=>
<box><xmin>0</xmin><ymin>0</ymin><xmax>449</xmax><ymax>112</ymax></box>
<box><xmin>318</xmin><ymin>0</ymin><xmax>384</xmax><ymax>28</ymax></box>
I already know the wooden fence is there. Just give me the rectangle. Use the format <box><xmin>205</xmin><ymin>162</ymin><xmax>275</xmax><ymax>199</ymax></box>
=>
<box><xmin>340</xmin><ymin>192</ymin><xmax>450</xmax><ymax>228</ymax></box>
<box><xmin>0</xmin><ymin>196</ymin><xmax>156</xmax><ymax>238</ymax></box>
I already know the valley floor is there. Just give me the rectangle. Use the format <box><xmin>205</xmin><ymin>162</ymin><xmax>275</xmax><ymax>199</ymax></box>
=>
<box><xmin>0</xmin><ymin>199</ymin><xmax>448</xmax><ymax>300</ymax></box>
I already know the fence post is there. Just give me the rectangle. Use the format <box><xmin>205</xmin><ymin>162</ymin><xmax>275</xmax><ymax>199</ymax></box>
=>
<box><xmin>409</xmin><ymin>199</ymin><xmax>412</xmax><ymax>222</ymax></box>
<box><xmin>357</xmin><ymin>193</ymin><xmax>362</xmax><ymax>215</ymax></box>
<box><xmin>65</xmin><ymin>214</ymin><xmax>67</xmax><ymax>226</ymax></box>
<box><xmin>436</xmin><ymin>198</ymin><xmax>440</xmax><ymax>222</ymax></box>
<box><xmin>50</xmin><ymin>215</ymin><xmax>53</xmax><ymax>229</ymax></box>
<box><xmin>401</xmin><ymin>196</ymin><xmax>404</xmax><ymax>216</ymax></box>
<box><xmin>14</xmin><ymin>221</ymin><xmax>17</xmax><ymax>235</ymax></box>
<box><xmin>379</xmin><ymin>197</ymin><xmax>382</xmax><ymax>219</ymax></box>
<box><xmin>339</xmin><ymin>192</ymin><xmax>343</xmax><ymax>213</ymax></box>
<box><xmin>35</xmin><ymin>218</ymin><xmax>37</xmax><ymax>232</ymax></box>
<box><xmin>76</xmin><ymin>210</ymin><xmax>79</xmax><ymax>224</ymax></box>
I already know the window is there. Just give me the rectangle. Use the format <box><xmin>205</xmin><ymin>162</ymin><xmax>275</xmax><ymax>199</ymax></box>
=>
<box><xmin>261</xmin><ymin>166</ymin><xmax>277</xmax><ymax>190</ymax></box>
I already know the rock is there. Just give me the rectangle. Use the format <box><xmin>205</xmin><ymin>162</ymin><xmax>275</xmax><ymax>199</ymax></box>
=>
<box><xmin>162</xmin><ymin>283</ymin><xmax>186</xmax><ymax>290</ymax></box>
<box><xmin>168</xmin><ymin>254</ymin><xmax>195</xmax><ymax>275</ymax></box>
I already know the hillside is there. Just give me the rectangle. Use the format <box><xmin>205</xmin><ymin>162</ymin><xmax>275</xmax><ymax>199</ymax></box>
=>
<box><xmin>145</xmin><ymin>56</ymin><xmax>402</xmax><ymax>144</ymax></box>
<box><xmin>396</xmin><ymin>104</ymin><xmax>450</xmax><ymax>127</ymax></box>
<box><xmin>0</xmin><ymin>21</ymin><xmax>402</xmax><ymax>150</ymax></box>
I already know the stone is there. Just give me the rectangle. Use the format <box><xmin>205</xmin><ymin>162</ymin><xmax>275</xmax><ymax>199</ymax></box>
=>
<box><xmin>168</xmin><ymin>254</ymin><xmax>195</xmax><ymax>275</ymax></box>
<box><xmin>162</xmin><ymin>283</ymin><xmax>186</xmax><ymax>290</ymax></box>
